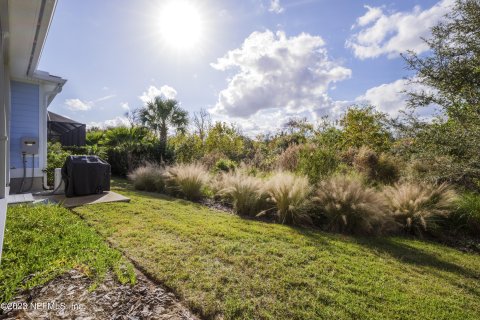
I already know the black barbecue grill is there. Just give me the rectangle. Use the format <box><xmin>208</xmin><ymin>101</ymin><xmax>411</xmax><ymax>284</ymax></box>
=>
<box><xmin>61</xmin><ymin>155</ymin><xmax>111</xmax><ymax>197</ymax></box>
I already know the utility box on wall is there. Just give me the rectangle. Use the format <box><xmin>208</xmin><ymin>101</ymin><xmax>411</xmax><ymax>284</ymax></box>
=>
<box><xmin>20</xmin><ymin>137</ymin><xmax>39</xmax><ymax>155</ymax></box>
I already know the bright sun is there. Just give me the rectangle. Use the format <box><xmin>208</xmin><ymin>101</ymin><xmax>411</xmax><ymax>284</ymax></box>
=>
<box><xmin>159</xmin><ymin>1</ymin><xmax>203</xmax><ymax>51</ymax></box>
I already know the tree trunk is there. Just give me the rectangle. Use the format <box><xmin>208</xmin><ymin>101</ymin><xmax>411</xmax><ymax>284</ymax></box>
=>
<box><xmin>159</xmin><ymin>122</ymin><xmax>168</xmax><ymax>162</ymax></box>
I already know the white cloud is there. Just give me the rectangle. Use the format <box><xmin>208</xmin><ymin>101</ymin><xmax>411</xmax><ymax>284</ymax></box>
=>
<box><xmin>96</xmin><ymin>94</ymin><xmax>116</xmax><ymax>102</ymax></box>
<box><xmin>355</xmin><ymin>79</ymin><xmax>410</xmax><ymax>116</ymax></box>
<box><xmin>88</xmin><ymin>116</ymin><xmax>130</xmax><ymax>129</ymax></box>
<box><xmin>211</xmin><ymin>30</ymin><xmax>351</xmax><ymax>120</ymax></box>
<box><xmin>355</xmin><ymin>78</ymin><xmax>438</xmax><ymax>117</ymax></box>
<box><xmin>347</xmin><ymin>0</ymin><xmax>454</xmax><ymax>59</ymax></box>
<box><xmin>65</xmin><ymin>98</ymin><xmax>93</xmax><ymax>111</ymax></box>
<box><xmin>139</xmin><ymin>85</ymin><xmax>177</xmax><ymax>104</ymax></box>
<box><xmin>65</xmin><ymin>93</ymin><xmax>117</xmax><ymax>112</ymax></box>
<box><xmin>120</xmin><ymin>102</ymin><xmax>130</xmax><ymax>111</ymax></box>
<box><xmin>354</xmin><ymin>5</ymin><xmax>383</xmax><ymax>28</ymax></box>
<box><xmin>269</xmin><ymin>0</ymin><xmax>284</xmax><ymax>13</ymax></box>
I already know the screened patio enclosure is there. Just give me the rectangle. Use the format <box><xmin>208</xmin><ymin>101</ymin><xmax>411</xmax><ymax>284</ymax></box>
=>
<box><xmin>47</xmin><ymin>111</ymin><xmax>86</xmax><ymax>146</ymax></box>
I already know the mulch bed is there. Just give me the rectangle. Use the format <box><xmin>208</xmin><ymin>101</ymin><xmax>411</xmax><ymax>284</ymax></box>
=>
<box><xmin>433</xmin><ymin>235</ymin><xmax>480</xmax><ymax>254</ymax></box>
<box><xmin>1</xmin><ymin>269</ymin><xmax>198</xmax><ymax>320</ymax></box>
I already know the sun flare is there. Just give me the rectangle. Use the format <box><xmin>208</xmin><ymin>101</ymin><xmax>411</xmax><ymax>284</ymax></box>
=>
<box><xmin>158</xmin><ymin>1</ymin><xmax>203</xmax><ymax>51</ymax></box>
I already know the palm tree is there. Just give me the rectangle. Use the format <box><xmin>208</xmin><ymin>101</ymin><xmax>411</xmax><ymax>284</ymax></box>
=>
<box><xmin>139</xmin><ymin>96</ymin><xmax>188</xmax><ymax>159</ymax></box>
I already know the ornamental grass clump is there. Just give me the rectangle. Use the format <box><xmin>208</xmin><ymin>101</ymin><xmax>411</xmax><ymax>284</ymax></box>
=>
<box><xmin>264</xmin><ymin>172</ymin><xmax>311</xmax><ymax>225</ymax></box>
<box><xmin>313</xmin><ymin>174</ymin><xmax>390</xmax><ymax>235</ymax></box>
<box><xmin>164</xmin><ymin>163</ymin><xmax>209</xmax><ymax>201</ymax></box>
<box><xmin>218</xmin><ymin>172</ymin><xmax>267</xmax><ymax>217</ymax></box>
<box><xmin>128</xmin><ymin>163</ymin><xmax>165</xmax><ymax>192</ymax></box>
<box><xmin>383</xmin><ymin>182</ymin><xmax>457</xmax><ymax>236</ymax></box>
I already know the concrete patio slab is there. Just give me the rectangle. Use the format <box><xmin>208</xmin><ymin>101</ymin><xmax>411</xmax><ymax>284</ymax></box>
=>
<box><xmin>7</xmin><ymin>193</ymin><xmax>35</xmax><ymax>204</ymax></box>
<box><xmin>33</xmin><ymin>191</ymin><xmax>130</xmax><ymax>208</ymax></box>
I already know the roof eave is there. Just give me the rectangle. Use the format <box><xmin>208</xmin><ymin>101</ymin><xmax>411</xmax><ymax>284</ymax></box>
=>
<box><xmin>26</xmin><ymin>0</ymin><xmax>58</xmax><ymax>77</ymax></box>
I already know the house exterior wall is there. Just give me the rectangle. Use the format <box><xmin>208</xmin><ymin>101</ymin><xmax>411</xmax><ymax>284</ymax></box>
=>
<box><xmin>1</xmin><ymin>0</ymin><xmax>64</xmax><ymax>263</ymax></box>
<box><xmin>0</xmin><ymin>1</ymin><xmax>8</xmax><ymax>263</ymax></box>
<box><xmin>9</xmin><ymin>81</ymin><xmax>40</xmax><ymax>176</ymax></box>
<box><xmin>0</xmin><ymin>14</ymin><xmax>6</xmax><ymax>199</ymax></box>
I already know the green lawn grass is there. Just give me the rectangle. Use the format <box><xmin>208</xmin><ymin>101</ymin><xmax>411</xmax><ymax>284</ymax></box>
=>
<box><xmin>72</xmin><ymin>179</ymin><xmax>480</xmax><ymax>320</ymax></box>
<box><xmin>0</xmin><ymin>204</ymin><xmax>135</xmax><ymax>304</ymax></box>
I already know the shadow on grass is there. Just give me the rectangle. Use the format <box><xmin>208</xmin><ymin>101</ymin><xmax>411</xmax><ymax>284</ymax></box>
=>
<box><xmin>112</xmin><ymin>176</ymin><xmax>480</xmax><ymax>286</ymax></box>
<box><xmin>356</xmin><ymin>237</ymin><xmax>480</xmax><ymax>280</ymax></box>
<box><xmin>111</xmin><ymin>177</ymin><xmax>206</xmax><ymax>207</ymax></box>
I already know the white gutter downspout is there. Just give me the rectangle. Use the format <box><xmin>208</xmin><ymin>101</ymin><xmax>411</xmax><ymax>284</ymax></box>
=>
<box><xmin>42</xmin><ymin>83</ymin><xmax>63</xmax><ymax>189</ymax></box>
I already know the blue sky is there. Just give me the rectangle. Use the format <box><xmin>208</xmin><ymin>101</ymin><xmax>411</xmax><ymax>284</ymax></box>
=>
<box><xmin>38</xmin><ymin>0</ymin><xmax>451</xmax><ymax>134</ymax></box>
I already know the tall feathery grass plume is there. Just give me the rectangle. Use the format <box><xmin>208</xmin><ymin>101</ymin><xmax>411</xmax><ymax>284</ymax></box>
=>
<box><xmin>383</xmin><ymin>182</ymin><xmax>457</xmax><ymax>236</ymax></box>
<box><xmin>314</xmin><ymin>174</ymin><xmax>391</xmax><ymax>235</ymax></box>
<box><xmin>217</xmin><ymin>172</ymin><xmax>267</xmax><ymax>216</ymax></box>
<box><xmin>128</xmin><ymin>163</ymin><xmax>165</xmax><ymax>192</ymax></box>
<box><xmin>264</xmin><ymin>172</ymin><xmax>311</xmax><ymax>225</ymax></box>
<box><xmin>164</xmin><ymin>163</ymin><xmax>210</xmax><ymax>201</ymax></box>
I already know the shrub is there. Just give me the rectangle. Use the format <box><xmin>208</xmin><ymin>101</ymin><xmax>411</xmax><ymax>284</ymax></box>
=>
<box><xmin>339</xmin><ymin>106</ymin><xmax>393</xmax><ymax>153</ymax></box>
<box><xmin>352</xmin><ymin>146</ymin><xmax>399</xmax><ymax>184</ymax></box>
<box><xmin>276</xmin><ymin>144</ymin><xmax>302</xmax><ymax>171</ymax></box>
<box><xmin>213</xmin><ymin>158</ymin><xmax>237</xmax><ymax>173</ymax></box>
<box><xmin>47</xmin><ymin>142</ymin><xmax>71</xmax><ymax>186</ymax></box>
<box><xmin>264</xmin><ymin>172</ymin><xmax>311</xmax><ymax>225</ymax></box>
<box><xmin>313</xmin><ymin>175</ymin><xmax>390</xmax><ymax>235</ymax></box>
<box><xmin>448</xmin><ymin>193</ymin><xmax>480</xmax><ymax>236</ymax></box>
<box><xmin>128</xmin><ymin>164</ymin><xmax>165</xmax><ymax>192</ymax></box>
<box><xmin>63</xmin><ymin>145</ymin><xmax>108</xmax><ymax>160</ymax></box>
<box><xmin>237</xmin><ymin>162</ymin><xmax>261</xmax><ymax>177</ymax></box>
<box><xmin>339</xmin><ymin>147</ymin><xmax>358</xmax><ymax>166</ymax></box>
<box><xmin>169</xmin><ymin>133</ymin><xmax>204</xmax><ymax>164</ymax></box>
<box><xmin>353</xmin><ymin>146</ymin><xmax>378</xmax><ymax>178</ymax></box>
<box><xmin>297</xmin><ymin>145</ymin><xmax>339</xmax><ymax>183</ymax></box>
<box><xmin>218</xmin><ymin>172</ymin><xmax>267</xmax><ymax>216</ymax></box>
<box><xmin>376</xmin><ymin>154</ymin><xmax>400</xmax><ymax>184</ymax></box>
<box><xmin>164</xmin><ymin>163</ymin><xmax>209</xmax><ymax>201</ymax></box>
<box><xmin>200</xmin><ymin>151</ymin><xmax>228</xmax><ymax>170</ymax></box>
<box><xmin>383</xmin><ymin>182</ymin><xmax>457</xmax><ymax>236</ymax></box>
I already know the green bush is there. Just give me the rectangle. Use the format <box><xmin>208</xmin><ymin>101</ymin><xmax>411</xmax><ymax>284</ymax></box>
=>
<box><xmin>200</xmin><ymin>151</ymin><xmax>228</xmax><ymax>170</ymax></box>
<box><xmin>297</xmin><ymin>145</ymin><xmax>339</xmax><ymax>183</ymax></box>
<box><xmin>264</xmin><ymin>172</ymin><xmax>311</xmax><ymax>225</ymax></box>
<box><xmin>204</xmin><ymin>122</ymin><xmax>245</xmax><ymax>162</ymax></box>
<box><xmin>376</xmin><ymin>154</ymin><xmax>400</xmax><ymax>184</ymax></box>
<box><xmin>62</xmin><ymin>145</ymin><xmax>108</xmax><ymax>160</ymax></box>
<box><xmin>98</xmin><ymin>126</ymin><xmax>167</xmax><ymax>176</ymax></box>
<box><xmin>313</xmin><ymin>174</ymin><xmax>391</xmax><ymax>235</ymax></box>
<box><xmin>339</xmin><ymin>106</ymin><xmax>393</xmax><ymax>153</ymax></box>
<box><xmin>213</xmin><ymin>158</ymin><xmax>237</xmax><ymax>173</ymax></box>
<box><xmin>169</xmin><ymin>133</ymin><xmax>204</xmax><ymax>163</ymax></box>
<box><xmin>106</xmin><ymin>142</ymin><xmax>171</xmax><ymax>177</ymax></box>
<box><xmin>383</xmin><ymin>182</ymin><xmax>457</xmax><ymax>237</ymax></box>
<box><xmin>164</xmin><ymin>163</ymin><xmax>210</xmax><ymax>201</ymax></box>
<box><xmin>352</xmin><ymin>146</ymin><xmax>399</xmax><ymax>184</ymax></box>
<box><xmin>448</xmin><ymin>193</ymin><xmax>480</xmax><ymax>236</ymax></box>
<box><xmin>46</xmin><ymin>142</ymin><xmax>71</xmax><ymax>186</ymax></box>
